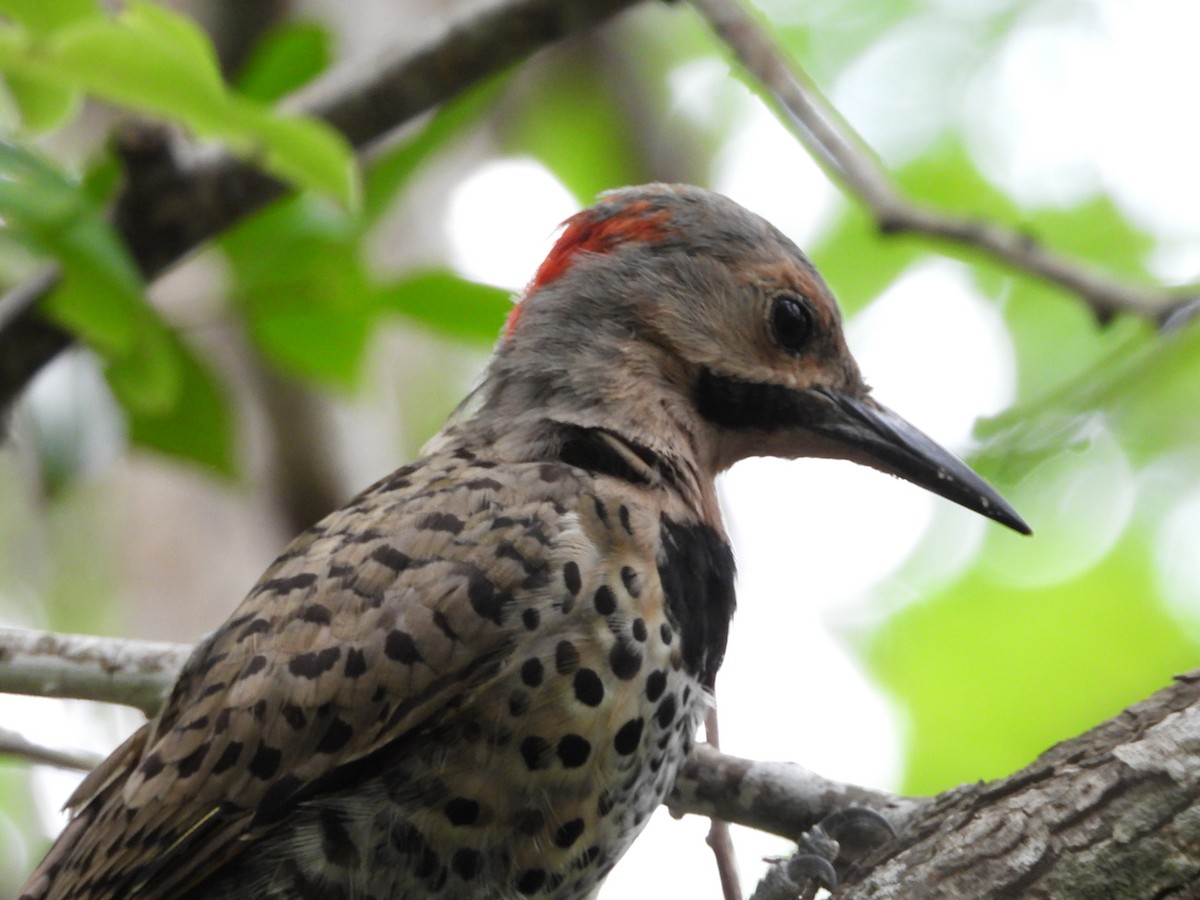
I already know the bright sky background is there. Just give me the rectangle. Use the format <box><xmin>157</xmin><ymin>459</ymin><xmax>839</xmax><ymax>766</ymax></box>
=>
<box><xmin>9</xmin><ymin>0</ymin><xmax>1200</xmax><ymax>896</ymax></box>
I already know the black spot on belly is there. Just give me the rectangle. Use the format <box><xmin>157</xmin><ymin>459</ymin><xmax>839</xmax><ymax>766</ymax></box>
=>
<box><xmin>320</xmin><ymin>809</ymin><xmax>360</xmax><ymax>868</ymax></box>
<box><xmin>509</xmin><ymin>691</ymin><xmax>531</xmax><ymax>716</ymax></box>
<box><xmin>317</xmin><ymin>717</ymin><xmax>353</xmax><ymax>753</ymax></box>
<box><xmin>555</xmin><ymin>818</ymin><xmax>585</xmax><ymax>848</ymax></box>
<box><xmin>521</xmin><ymin>658</ymin><xmax>544</xmax><ymax>687</ymax></box>
<box><xmin>249</xmin><ymin>743</ymin><xmax>281</xmax><ymax>779</ymax></box>
<box><xmin>613</xmin><ymin>718</ymin><xmax>644</xmax><ymax>755</ymax></box>
<box><xmin>516</xmin><ymin>869</ymin><xmax>547</xmax><ymax>894</ymax></box>
<box><xmin>371</xmin><ymin>545</ymin><xmax>411</xmax><ymax>572</ymax></box>
<box><xmin>444</xmin><ymin>797</ymin><xmax>481</xmax><ymax>826</ymax></box>
<box><xmin>555</xmin><ymin>640</ymin><xmax>580</xmax><ymax>674</ymax></box>
<box><xmin>520</xmin><ymin>736</ymin><xmax>552</xmax><ymax>770</ymax></box>
<box><xmin>451</xmin><ymin>847</ymin><xmax>481</xmax><ymax>880</ymax></box>
<box><xmin>175</xmin><ymin>742</ymin><xmax>208</xmax><ymax>778</ymax></box>
<box><xmin>282</xmin><ymin>704</ymin><xmax>307</xmax><ymax>731</ymax></box>
<box><xmin>655</xmin><ymin>694</ymin><xmax>677</xmax><ymax>729</ymax></box>
<box><xmin>573</xmin><ymin>668</ymin><xmax>604</xmax><ymax>707</ymax></box>
<box><xmin>593</xmin><ymin>585</ymin><xmax>616</xmax><ymax>616</ymax></box>
<box><xmin>609</xmin><ymin>639</ymin><xmax>642</xmax><ymax>680</ymax></box>
<box><xmin>563</xmin><ymin>561</ymin><xmax>582</xmax><ymax>596</ymax></box>
<box><xmin>645</xmin><ymin>670</ymin><xmax>666</xmax><ymax>702</ymax></box>
<box><xmin>344</xmin><ymin>647</ymin><xmax>367</xmax><ymax>677</ymax></box>
<box><xmin>557</xmin><ymin>734</ymin><xmax>591</xmax><ymax>768</ymax></box>
<box><xmin>212</xmin><ymin>742</ymin><xmax>241</xmax><ymax>774</ymax></box>
<box><xmin>299</xmin><ymin>603</ymin><xmax>332</xmax><ymax>625</ymax></box>
<box><xmin>419</xmin><ymin>512</ymin><xmax>464</xmax><ymax>534</ymax></box>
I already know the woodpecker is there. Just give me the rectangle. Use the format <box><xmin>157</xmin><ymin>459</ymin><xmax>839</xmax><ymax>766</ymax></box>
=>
<box><xmin>22</xmin><ymin>183</ymin><xmax>1028</xmax><ymax>900</ymax></box>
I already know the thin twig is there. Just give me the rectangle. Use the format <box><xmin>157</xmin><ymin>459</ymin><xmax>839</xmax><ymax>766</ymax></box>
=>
<box><xmin>690</xmin><ymin>0</ymin><xmax>1200</xmax><ymax>327</ymax></box>
<box><xmin>0</xmin><ymin>726</ymin><xmax>102</xmax><ymax>773</ymax></box>
<box><xmin>0</xmin><ymin>0</ymin><xmax>645</xmax><ymax>415</ymax></box>
<box><xmin>704</xmin><ymin>706</ymin><xmax>743</xmax><ymax>900</ymax></box>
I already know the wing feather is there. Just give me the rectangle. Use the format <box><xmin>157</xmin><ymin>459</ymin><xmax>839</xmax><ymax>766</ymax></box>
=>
<box><xmin>24</xmin><ymin>456</ymin><xmax>578</xmax><ymax>900</ymax></box>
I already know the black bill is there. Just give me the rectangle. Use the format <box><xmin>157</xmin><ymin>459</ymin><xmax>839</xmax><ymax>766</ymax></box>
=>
<box><xmin>805</xmin><ymin>387</ymin><xmax>1031</xmax><ymax>535</ymax></box>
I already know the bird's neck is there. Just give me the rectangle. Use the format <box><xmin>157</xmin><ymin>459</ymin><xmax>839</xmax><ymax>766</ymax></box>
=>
<box><xmin>436</xmin><ymin>380</ymin><xmax>721</xmax><ymax>526</ymax></box>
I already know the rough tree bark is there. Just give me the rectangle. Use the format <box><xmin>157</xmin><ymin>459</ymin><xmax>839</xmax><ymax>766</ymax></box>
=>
<box><xmin>836</xmin><ymin>671</ymin><xmax>1200</xmax><ymax>898</ymax></box>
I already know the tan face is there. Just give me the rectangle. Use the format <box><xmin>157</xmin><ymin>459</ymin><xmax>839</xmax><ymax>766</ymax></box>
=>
<box><xmin>601</xmin><ymin>188</ymin><xmax>1027</xmax><ymax>534</ymax></box>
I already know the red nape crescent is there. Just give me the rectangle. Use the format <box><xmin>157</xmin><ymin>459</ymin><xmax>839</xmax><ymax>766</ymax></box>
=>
<box><xmin>505</xmin><ymin>199</ymin><xmax>675</xmax><ymax>338</ymax></box>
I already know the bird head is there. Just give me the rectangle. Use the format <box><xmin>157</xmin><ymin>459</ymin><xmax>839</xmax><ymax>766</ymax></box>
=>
<box><xmin>483</xmin><ymin>183</ymin><xmax>1029</xmax><ymax>535</ymax></box>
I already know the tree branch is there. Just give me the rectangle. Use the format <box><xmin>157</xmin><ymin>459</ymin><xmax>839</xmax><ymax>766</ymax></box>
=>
<box><xmin>0</xmin><ymin>627</ymin><xmax>191</xmax><ymax>717</ymax></box>
<box><xmin>0</xmin><ymin>726</ymin><xmax>101</xmax><ymax>773</ymax></box>
<box><xmin>669</xmin><ymin>743</ymin><xmax>925</xmax><ymax>839</ymax></box>
<box><xmin>689</xmin><ymin>0</ymin><xmax>1200</xmax><ymax>328</ymax></box>
<box><xmin>0</xmin><ymin>0</ymin><xmax>646</xmax><ymax>417</ymax></box>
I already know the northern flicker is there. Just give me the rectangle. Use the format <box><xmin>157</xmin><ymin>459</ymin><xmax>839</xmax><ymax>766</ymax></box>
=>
<box><xmin>21</xmin><ymin>183</ymin><xmax>1028</xmax><ymax>900</ymax></box>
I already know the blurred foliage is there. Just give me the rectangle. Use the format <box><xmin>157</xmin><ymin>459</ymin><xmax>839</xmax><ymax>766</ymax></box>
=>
<box><xmin>220</xmin><ymin>75</ymin><xmax>511</xmax><ymax>388</ymax></box>
<box><xmin>0</xmin><ymin>0</ymin><xmax>1197</xmax><ymax>884</ymax></box>
<box><xmin>0</xmin><ymin>2</ymin><xmax>355</xmax><ymax>202</ymax></box>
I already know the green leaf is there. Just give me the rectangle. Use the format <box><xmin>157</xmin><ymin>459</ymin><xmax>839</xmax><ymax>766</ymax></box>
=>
<box><xmin>248</xmin><ymin>300</ymin><xmax>375</xmax><ymax>387</ymax></box>
<box><xmin>78</xmin><ymin>146</ymin><xmax>120</xmax><ymax>204</ymax></box>
<box><xmin>126</xmin><ymin>333</ymin><xmax>235</xmax><ymax>475</ymax></box>
<box><xmin>3</xmin><ymin>69</ymin><xmax>78</xmax><ymax>131</ymax></box>
<box><xmin>375</xmin><ymin>271</ymin><xmax>511</xmax><ymax>343</ymax></box>
<box><xmin>897</xmin><ymin>142</ymin><xmax>1019</xmax><ymax>221</ymax></box>
<box><xmin>51</xmin><ymin>2</ymin><xmax>225</xmax><ymax>103</ymax></box>
<box><xmin>0</xmin><ymin>140</ymin><xmax>234</xmax><ymax>471</ymax></box>
<box><xmin>861</xmin><ymin>531</ymin><xmax>1198</xmax><ymax>794</ymax></box>
<box><xmin>0</xmin><ymin>0</ymin><xmax>101</xmax><ymax>33</ymax></box>
<box><xmin>222</xmin><ymin>98</ymin><xmax>358</xmax><ymax>212</ymax></box>
<box><xmin>994</xmin><ymin>277</ymin><xmax>1149</xmax><ymax>408</ymax></box>
<box><xmin>235</xmin><ymin>20</ymin><xmax>330</xmax><ymax>103</ymax></box>
<box><xmin>977</xmin><ymin>318</ymin><xmax>1200</xmax><ymax>467</ymax></box>
<box><xmin>220</xmin><ymin>75</ymin><xmax>507</xmax><ymax>388</ymax></box>
<box><xmin>223</xmin><ymin>196</ymin><xmax>377</xmax><ymax>386</ymax></box>
<box><xmin>0</xmin><ymin>141</ymin><xmax>144</xmax><ymax>357</ymax></box>
<box><xmin>100</xmin><ymin>307</ymin><xmax>181</xmax><ymax>413</ymax></box>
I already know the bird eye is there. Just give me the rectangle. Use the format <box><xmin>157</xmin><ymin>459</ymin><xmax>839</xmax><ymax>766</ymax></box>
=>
<box><xmin>769</xmin><ymin>295</ymin><xmax>815</xmax><ymax>356</ymax></box>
